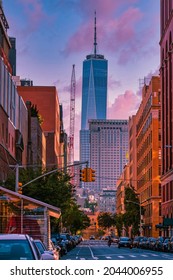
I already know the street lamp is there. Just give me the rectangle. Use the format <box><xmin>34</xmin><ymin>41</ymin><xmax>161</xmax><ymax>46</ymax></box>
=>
<box><xmin>126</xmin><ymin>199</ymin><xmax>142</xmax><ymax>236</ymax></box>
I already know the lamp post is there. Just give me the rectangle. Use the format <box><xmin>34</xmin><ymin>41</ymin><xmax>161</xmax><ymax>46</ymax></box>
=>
<box><xmin>126</xmin><ymin>199</ymin><xmax>142</xmax><ymax>236</ymax></box>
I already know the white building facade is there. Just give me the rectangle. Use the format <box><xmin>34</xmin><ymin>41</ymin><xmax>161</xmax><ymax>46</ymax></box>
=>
<box><xmin>89</xmin><ymin>119</ymin><xmax>129</xmax><ymax>195</ymax></box>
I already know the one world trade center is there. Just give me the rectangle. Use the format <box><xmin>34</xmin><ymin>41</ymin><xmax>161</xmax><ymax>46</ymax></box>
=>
<box><xmin>80</xmin><ymin>12</ymin><xmax>108</xmax><ymax>181</ymax></box>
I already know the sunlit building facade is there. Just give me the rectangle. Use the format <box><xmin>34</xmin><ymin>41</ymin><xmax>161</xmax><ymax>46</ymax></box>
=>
<box><xmin>135</xmin><ymin>76</ymin><xmax>161</xmax><ymax>237</ymax></box>
<box><xmin>160</xmin><ymin>0</ymin><xmax>173</xmax><ymax>236</ymax></box>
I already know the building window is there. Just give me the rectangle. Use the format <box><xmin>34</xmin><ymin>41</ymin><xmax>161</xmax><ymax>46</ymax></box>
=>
<box><xmin>159</xmin><ymin>202</ymin><xmax>162</xmax><ymax>216</ymax></box>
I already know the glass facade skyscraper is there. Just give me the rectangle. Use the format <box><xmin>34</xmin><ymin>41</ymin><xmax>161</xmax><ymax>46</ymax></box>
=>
<box><xmin>81</xmin><ymin>54</ymin><xmax>108</xmax><ymax>129</ymax></box>
<box><xmin>80</xmin><ymin>13</ymin><xmax>108</xmax><ymax>176</ymax></box>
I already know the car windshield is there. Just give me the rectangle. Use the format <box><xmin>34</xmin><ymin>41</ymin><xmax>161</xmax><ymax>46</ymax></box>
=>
<box><xmin>0</xmin><ymin>240</ymin><xmax>34</xmax><ymax>260</ymax></box>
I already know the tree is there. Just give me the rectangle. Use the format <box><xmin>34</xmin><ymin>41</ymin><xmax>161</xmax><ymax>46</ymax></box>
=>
<box><xmin>123</xmin><ymin>186</ymin><xmax>144</xmax><ymax>236</ymax></box>
<box><xmin>63</xmin><ymin>203</ymin><xmax>90</xmax><ymax>234</ymax></box>
<box><xmin>2</xmin><ymin>167</ymin><xmax>90</xmax><ymax>234</ymax></box>
<box><xmin>113</xmin><ymin>213</ymin><xmax>123</xmax><ymax>237</ymax></box>
<box><xmin>31</xmin><ymin>104</ymin><xmax>44</xmax><ymax>125</ymax></box>
<box><xmin>84</xmin><ymin>198</ymin><xmax>97</xmax><ymax>213</ymax></box>
<box><xmin>97</xmin><ymin>212</ymin><xmax>114</xmax><ymax>230</ymax></box>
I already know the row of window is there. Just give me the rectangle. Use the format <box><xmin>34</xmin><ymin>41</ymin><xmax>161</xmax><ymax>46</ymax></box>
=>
<box><xmin>0</xmin><ymin>122</ymin><xmax>15</xmax><ymax>152</ymax></box>
<box><xmin>162</xmin><ymin>181</ymin><xmax>173</xmax><ymax>202</ymax></box>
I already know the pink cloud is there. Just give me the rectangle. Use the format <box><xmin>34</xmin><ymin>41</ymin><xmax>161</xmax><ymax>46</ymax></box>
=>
<box><xmin>105</xmin><ymin>7</ymin><xmax>143</xmax><ymax>50</ymax></box>
<box><xmin>62</xmin><ymin>22</ymin><xmax>93</xmax><ymax>55</ymax></box>
<box><xmin>76</xmin><ymin>0</ymin><xmax>139</xmax><ymax>18</ymax></box>
<box><xmin>63</xmin><ymin>6</ymin><xmax>144</xmax><ymax>62</ymax></box>
<box><xmin>17</xmin><ymin>0</ymin><xmax>47</xmax><ymax>33</ymax></box>
<box><xmin>108</xmin><ymin>90</ymin><xmax>140</xmax><ymax>119</ymax></box>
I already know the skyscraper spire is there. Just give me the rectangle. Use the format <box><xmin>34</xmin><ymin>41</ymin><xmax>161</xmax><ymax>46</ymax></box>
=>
<box><xmin>94</xmin><ymin>10</ymin><xmax>97</xmax><ymax>57</ymax></box>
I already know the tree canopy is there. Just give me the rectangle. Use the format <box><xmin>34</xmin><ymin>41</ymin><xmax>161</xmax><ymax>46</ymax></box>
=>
<box><xmin>2</xmin><ymin>167</ymin><xmax>90</xmax><ymax>234</ymax></box>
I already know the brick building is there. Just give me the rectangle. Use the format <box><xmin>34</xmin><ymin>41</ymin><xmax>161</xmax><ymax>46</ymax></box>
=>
<box><xmin>17</xmin><ymin>86</ymin><xmax>61</xmax><ymax>168</ymax></box>
<box><xmin>135</xmin><ymin>76</ymin><xmax>161</xmax><ymax>237</ymax></box>
<box><xmin>160</xmin><ymin>0</ymin><xmax>173</xmax><ymax>236</ymax></box>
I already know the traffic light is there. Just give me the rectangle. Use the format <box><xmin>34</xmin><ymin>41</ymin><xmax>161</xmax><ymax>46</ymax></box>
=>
<box><xmin>18</xmin><ymin>182</ymin><xmax>23</xmax><ymax>194</ymax></box>
<box><xmin>86</xmin><ymin>168</ymin><xmax>96</xmax><ymax>182</ymax></box>
<box><xmin>80</xmin><ymin>168</ymin><xmax>87</xmax><ymax>182</ymax></box>
<box><xmin>91</xmin><ymin>168</ymin><xmax>95</xmax><ymax>182</ymax></box>
<box><xmin>80</xmin><ymin>168</ymin><xmax>96</xmax><ymax>182</ymax></box>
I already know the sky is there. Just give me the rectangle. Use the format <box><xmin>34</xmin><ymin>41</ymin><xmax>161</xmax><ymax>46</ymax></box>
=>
<box><xmin>3</xmin><ymin>0</ymin><xmax>160</xmax><ymax>160</ymax></box>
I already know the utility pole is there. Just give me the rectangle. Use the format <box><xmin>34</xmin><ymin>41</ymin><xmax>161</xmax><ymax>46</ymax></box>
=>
<box><xmin>15</xmin><ymin>164</ymin><xmax>19</xmax><ymax>192</ymax></box>
<box><xmin>9</xmin><ymin>164</ymin><xmax>23</xmax><ymax>193</ymax></box>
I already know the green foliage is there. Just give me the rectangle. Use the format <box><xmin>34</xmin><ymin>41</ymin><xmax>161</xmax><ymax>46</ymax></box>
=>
<box><xmin>123</xmin><ymin>185</ymin><xmax>144</xmax><ymax>236</ymax></box>
<box><xmin>97</xmin><ymin>212</ymin><xmax>114</xmax><ymax>229</ymax></box>
<box><xmin>84</xmin><ymin>198</ymin><xmax>97</xmax><ymax>213</ymax></box>
<box><xmin>31</xmin><ymin>104</ymin><xmax>44</xmax><ymax>125</ymax></box>
<box><xmin>63</xmin><ymin>203</ymin><xmax>90</xmax><ymax>234</ymax></box>
<box><xmin>3</xmin><ymin>167</ymin><xmax>90</xmax><ymax>234</ymax></box>
<box><xmin>114</xmin><ymin>213</ymin><xmax>123</xmax><ymax>237</ymax></box>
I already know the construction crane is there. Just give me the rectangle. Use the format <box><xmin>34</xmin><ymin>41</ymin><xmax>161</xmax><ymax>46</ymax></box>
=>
<box><xmin>69</xmin><ymin>64</ymin><xmax>76</xmax><ymax>177</ymax></box>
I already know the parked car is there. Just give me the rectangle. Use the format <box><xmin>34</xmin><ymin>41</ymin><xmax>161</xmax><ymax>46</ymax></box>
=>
<box><xmin>148</xmin><ymin>237</ymin><xmax>157</xmax><ymax>250</ymax></box>
<box><xmin>59</xmin><ymin>233</ymin><xmax>73</xmax><ymax>251</ymax></box>
<box><xmin>70</xmin><ymin>236</ymin><xmax>76</xmax><ymax>248</ymax></box>
<box><xmin>138</xmin><ymin>237</ymin><xmax>148</xmax><ymax>249</ymax></box>
<box><xmin>34</xmin><ymin>240</ymin><xmax>55</xmax><ymax>260</ymax></box>
<box><xmin>168</xmin><ymin>236</ymin><xmax>173</xmax><ymax>252</ymax></box>
<box><xmin>0</xmin><ymin>234</ymin><xmax>47</xmax><ymax>260</ymax></box>
<box><xmin>51</xmin><ymin>236</ymin><xmax>67</xmax><ymax>257</ymax></box>
<box><xmin>76</xmin><ymin>235</ymin><xmax>83</xmax><ymax>243</ymax></box>
<box><xmin>154</xmin><ymin>237</ymin><xmax>167</xmax><ymax>251</ymax></box>
<box><xmin>118</xmin><ymin>237</ymin><xmax>133</xmax><ymax>248</ymax></box>
<box><xmin>34</xmin><ymin>239</ymin><xmax>60</xmax><ymax>260</ymax></box>
<box><xmin>162</xmin><ymin>238</ymin><xmax>171</xmax><ymax>252</ymax></box>
<box><xmin>132</xmin><ymin>236</ymin><xmax>144</xmax><ymax>248</ymax></box>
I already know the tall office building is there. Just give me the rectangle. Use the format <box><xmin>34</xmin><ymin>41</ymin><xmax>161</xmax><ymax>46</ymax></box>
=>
<box><xmin>89</xmin><ymin>119</ymin><xmax>129</xmax><ymax>195</ymax></box>
<box><xmin>80</xmin><ymin>12</ymin><xmax>108</xmax><ymax>172</ymax></box>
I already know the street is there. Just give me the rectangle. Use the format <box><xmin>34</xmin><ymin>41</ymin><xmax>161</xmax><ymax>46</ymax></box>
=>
<box><xmin>61</xmin><ymin>240</ymin><xmax>173</xmax><ymax>260</ymax></box>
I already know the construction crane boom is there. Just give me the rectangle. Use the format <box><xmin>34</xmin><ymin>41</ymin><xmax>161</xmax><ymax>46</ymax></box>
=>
<box><xmin>69</xmin><ymin>64</ymin><xmax>76</xmax><ymax>168</ymax></box>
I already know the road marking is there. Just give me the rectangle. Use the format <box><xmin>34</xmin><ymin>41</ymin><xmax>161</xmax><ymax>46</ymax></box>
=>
<box><xmin>141</xmin><ymin>254</ymin><xmax>148</xmax><ymax>257</ymax></box>
<box><xmin>150</xmin><ymin>254</ymin><xmax>158</xmax><ymax>256</ymax></box>
<box><xmin>129</xmin><ymin>255</ymin><xmax>136</xmax><ymax>258</ymax></box>
<box><xmin>106</xmin><ymin>256</ymin><xmax>112</xmax><ymax>259</ymax></box>
<box><xmin>118</xmin><ymin>256</ymin><xmax>125</xmax><ymax>258</ymax></box>
<box><xmin>88</xmin><ymin>245</ymin><xmax>98</xmax><ymax>259</ymax></box>
<box><xmin>80</xmin><ymin>258</ymin><xmax>86</xmax><ymax>260</ymax></box>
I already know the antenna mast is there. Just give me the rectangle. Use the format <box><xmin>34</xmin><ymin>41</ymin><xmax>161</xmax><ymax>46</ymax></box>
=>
<box><xmin>69</xmin><ymin>64</ymin><xmax>76</xmax><ymax>169</ymax></box>
<box><xmin>94</xmin><ymin>10</ymin><xmax>97</xmax><ymax>57</ymax></box>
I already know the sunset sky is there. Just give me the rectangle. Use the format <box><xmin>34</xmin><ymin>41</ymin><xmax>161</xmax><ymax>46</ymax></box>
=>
<box><xmin>3</xmin><ymin>0</ymin><xmax>160</xmax><ymax>160</ymax></box>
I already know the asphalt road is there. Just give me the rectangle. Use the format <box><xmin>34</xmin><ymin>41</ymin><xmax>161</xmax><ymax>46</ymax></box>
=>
<box><xmin>60</xmin><ymin>240</ymin><xmax>173</xmax><ymax>260</ymax></box>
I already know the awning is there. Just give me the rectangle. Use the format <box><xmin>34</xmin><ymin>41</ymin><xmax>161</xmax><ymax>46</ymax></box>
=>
<box><xmin>155</xmin><ymin>224</ymin><xmax>168</xmax><ymax>229</ymax></box>
<box><xmin>163</xmin><ymin>218</ymin><xmax>173</xmax><ymax>226</ymax></box>
<box><xmin>0</xmin><ymin>186</ymin><xmax>61</xmax><ymax>218</ymax></box>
